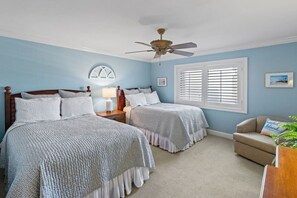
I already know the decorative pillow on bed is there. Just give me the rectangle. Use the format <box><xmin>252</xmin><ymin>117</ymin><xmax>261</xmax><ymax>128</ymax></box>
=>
<box><xmin>260</xmin><ymin>119</ymin><xmax>287</xmax><ymax>136</ymax></box>
<box><xmin>59</xmin><ymin>90</ymin><xmax>91</xmax><ymax>98</ymax></box>
<box><xmin>145</xmin><ymin>91</ymin><xmax>160</xmax><ymax>105</ymax></box>
<box><xmin>123</xmin><ymin>89</ymin><xmax>140</xmax><ymax>106</ymax></box>
<box><xmin>125</xmin><ymin>93</ymin><xmax>148</xmax><ymax>108</ymax></box>
<box><xmin>15</xmin><ymin>97</ymin><xmax>61</xmax><ymax>122</ymax></box>
<box><xmin>21</xmin><ymin>92</ymin><xmax>60</xmax><ymax>99</ymax></box>
<box><xmin>61</xmin><ymin>97</ymin><xmax>95</xmax><ymax>119</ymax></box>
<box><xmin>139</xmin><ymin>87</ymin><xmax>152</xmax><ymax>94</ymax></box>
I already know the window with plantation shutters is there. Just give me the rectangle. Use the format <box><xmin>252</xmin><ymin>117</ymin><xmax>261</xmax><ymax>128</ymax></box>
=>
<box><xmin>179</xmin><ymin>69</ymin><xmax>203</xmax><ymax>102</ymax></box>
<box><xmin>207</xmin><ymin>67</ymin><xmax>238</xmax><ymax>105</ymax></box>
<box><xmin>175</xmin><ymin>58</ymin><xmax>247</xmax><ymax>113</ymax></box>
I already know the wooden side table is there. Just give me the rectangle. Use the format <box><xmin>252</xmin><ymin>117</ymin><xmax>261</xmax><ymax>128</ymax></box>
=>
<box><xmin>96</xmin><ymin>110</ymin><xmax>126</xmax><ymax>123</ymax></box>
<box><xmin>260</xmin><ymin>146</ymin><xmax>297</xmax><ymax>198</ymax></box>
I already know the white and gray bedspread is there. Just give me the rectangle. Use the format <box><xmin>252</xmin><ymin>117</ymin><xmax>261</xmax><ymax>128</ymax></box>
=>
<box><xmin>126</xmin><ymin>103</ymin><xmax>209</xmax><ymax>150</ymax></box>
<box><xmin>0</xmin><ymin>115</ymin><xmax>155</xmax><ymax>198</ymax></box>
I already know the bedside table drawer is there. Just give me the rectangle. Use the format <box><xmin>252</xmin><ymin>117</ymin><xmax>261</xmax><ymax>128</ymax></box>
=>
<box><xmin>112</xmin><ymin>116</ymin><xmax>125</xmax><ymax>123</ymax></box>
<box><xmin>107</xmin><ymin>114</ymin><xmax>125</xmax><ymax>123</ymax></box>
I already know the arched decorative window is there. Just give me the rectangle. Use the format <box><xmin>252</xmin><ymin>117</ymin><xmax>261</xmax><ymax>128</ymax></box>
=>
<box><xmin>89</xmin><ymin>65</ymin><xmax>116</xmax><ymax>80</ymax></box>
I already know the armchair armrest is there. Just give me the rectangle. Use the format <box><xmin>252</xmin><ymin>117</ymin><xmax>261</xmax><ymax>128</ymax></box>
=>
<box><xmin>236</xmin><ymin>117</ymin><xmax>257</xmax><ymax>133</ymax></box>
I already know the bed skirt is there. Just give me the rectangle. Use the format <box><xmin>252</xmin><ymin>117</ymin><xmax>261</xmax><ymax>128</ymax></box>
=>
<box><xmin>139</xmin><ymin>127</ymin><xmax>207</xmax><ymax>153</ymax></box>
<box><xmin>84</xmin><ymin>167</ymin><xmax>150</xmax><ymax>198</ymax></box>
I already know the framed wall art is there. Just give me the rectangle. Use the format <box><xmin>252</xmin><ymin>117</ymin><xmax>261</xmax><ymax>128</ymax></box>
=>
<box><xmin>157</xmin><ymin>77</ymin><xmax>167</xmax><ymax>87</ymax></box>
<box><xmin>265</xmin><ymin>72</ymin><xmax>293</xmax><ymax>88</ymax></box>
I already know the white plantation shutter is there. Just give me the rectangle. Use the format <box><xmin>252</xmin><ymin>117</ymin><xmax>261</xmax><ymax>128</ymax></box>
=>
<box><xmin>175</xmin><ymin>58</ymin><xmax>247</xmax><ymax>113</ymax></box>
<box><xmin>179</xmin><ymin>69</ymin><xmax>202</xmax><ymax>102</ymax></box>
<box><xmin>207</xmin><ymin>67</ymin><xmax>238</xmax><ymax>104</ymax></box>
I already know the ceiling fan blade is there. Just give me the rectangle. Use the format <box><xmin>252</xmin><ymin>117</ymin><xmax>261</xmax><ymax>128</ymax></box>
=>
<box><xmin>135</xmin><ymin>42</ymin><xmax>152</xmax><ymax>47</ymax></box>
<box><xmin>171</xmin><ymin>42</ymin><xmax>197</xmax><ymax>49</ymax></box>
<box><xmin>125</xmin><ymin>50</ymin><xmax>154</xmax><ymax>54</ymax></box>
<box><xmin>154</xmin><ymin>53</ymin><xmax>161</xmax><ymax>59</ymax></box>
<box><xmin>170</xmin><ymin>50</ymin><xmax>194</xmax><ymax>57</ymax></box>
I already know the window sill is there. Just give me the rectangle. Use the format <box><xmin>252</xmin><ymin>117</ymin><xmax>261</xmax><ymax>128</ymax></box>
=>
<box><xmin>175</xmin><ymin>101</ymin><xmax>247</xmax><ymax>114</ymax></box>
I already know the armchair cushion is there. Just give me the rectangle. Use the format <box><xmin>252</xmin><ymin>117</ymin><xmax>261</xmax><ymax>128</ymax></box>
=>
<box><xmin>233</xmin><ymin>132</ymin><xmax>276</xmax><ymax>154</ymax></box>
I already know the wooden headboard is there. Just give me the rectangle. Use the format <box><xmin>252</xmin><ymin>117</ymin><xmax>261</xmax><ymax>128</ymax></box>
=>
<box><xmin>116</xmin><ymin>85</ymin><xmax>152</xmax><ymax>111</ymax></box>
<box><xmin>4</xmin><ymin>86</ymin><xmax>91</xmax><ymax>131</ymax></box>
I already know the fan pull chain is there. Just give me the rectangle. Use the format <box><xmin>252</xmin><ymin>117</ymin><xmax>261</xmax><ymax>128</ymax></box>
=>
<box><xmin>159</xmin><ymin>56</ymin><xmax>162</xmax><ymax>66</ymax></box>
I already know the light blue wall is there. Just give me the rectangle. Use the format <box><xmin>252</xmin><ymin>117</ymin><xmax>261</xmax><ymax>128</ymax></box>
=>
<box><xmin>151</xmin><ymin>42</ymin><xmax>297</xmax><ymax>134</ymax></box>
<box><xmin>0</xmin><ymin>36</ymin><xmax>151</xmax><ymax>140</ymax></box>
<box><xmin>1</xmin><ymin>36</ymin><xmax>297</xmax><ymax>139</ymax></box>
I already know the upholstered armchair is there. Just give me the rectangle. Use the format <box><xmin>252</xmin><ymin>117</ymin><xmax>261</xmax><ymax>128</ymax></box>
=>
<box><xmin>233</xmin><ymin>116</ymin><xmax>287</xmax><ymax>166</ymax></box>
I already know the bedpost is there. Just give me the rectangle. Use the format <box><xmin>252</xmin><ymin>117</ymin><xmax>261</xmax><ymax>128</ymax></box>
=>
<box><xmin>86</xmin><ymin>86</ymin><xmax>91</xmax><ymax>92</ymax></box>
<box><xmin>5</xmin><ymin>86</ymin><xmax>11</xmax><ymax>131</ymax></box>
<box><xmin>116</xmin><ymin>86</ymin><xmax>121</xmax><ymax>110</ymax></box>
<box><xmin>116</xmin><ymin>86</ymin><xmax>125</xmax><ymax>111</ymax></box>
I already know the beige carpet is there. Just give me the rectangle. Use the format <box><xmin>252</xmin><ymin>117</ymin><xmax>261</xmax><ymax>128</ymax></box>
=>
<box><xmin>0</xmin><ymin>135</ymin><xmax>263</xmax><ymax>198</ymax></box>
<box><xmin>129</xmin><ymin>135</ymin><xmax>263</xmax><ymax>198</ymax></box>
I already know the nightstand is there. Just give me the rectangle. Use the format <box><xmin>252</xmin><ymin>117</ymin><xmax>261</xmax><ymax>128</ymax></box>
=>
<box><xmin>96</xmin><ymin>110</ymin><xmax>126</xmax><ymax>123</ymax></box>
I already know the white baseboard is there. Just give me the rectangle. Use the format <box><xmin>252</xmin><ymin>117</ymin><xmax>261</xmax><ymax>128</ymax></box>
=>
<box><xmin>207</xmin><ymin>129</ymin><xmax>233</xmax><ymax>140</ymax></box>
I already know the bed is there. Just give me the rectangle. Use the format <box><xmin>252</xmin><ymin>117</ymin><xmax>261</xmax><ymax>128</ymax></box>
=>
<box><xmin>117</xmin><ymin>86</ymin><xmax>209</xmax><ymax>153</ymax></box>
<box><xmin>0</xmin><ymin>86</ymin><xmax>155</xmax><ymax>198</ymax></box>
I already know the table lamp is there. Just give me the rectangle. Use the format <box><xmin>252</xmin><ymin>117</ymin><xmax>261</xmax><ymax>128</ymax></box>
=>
<box><xmin>102</xmin><ymin>87</ymin><xmax>116</xmax><ymax>113</ymax></box>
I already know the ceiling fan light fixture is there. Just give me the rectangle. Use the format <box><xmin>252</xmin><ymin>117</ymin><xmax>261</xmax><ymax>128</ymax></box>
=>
<box><xmin>150</xmin><ymin>40</ymin><xmax>172</xmax><ymax>51</ymax></box>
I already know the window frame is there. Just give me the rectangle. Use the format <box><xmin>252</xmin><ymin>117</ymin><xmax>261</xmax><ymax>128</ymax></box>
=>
<box><xmin>174</xmin><ymin>57</ymin><xmax>248</xmax><ymax>114</ymax></box>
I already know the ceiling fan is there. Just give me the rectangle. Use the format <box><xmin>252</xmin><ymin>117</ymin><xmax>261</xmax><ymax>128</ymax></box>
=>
<box><xmin>125</xmin><ymin>28</ymin><xmax>197</xmax><ymax>58</ymax></box>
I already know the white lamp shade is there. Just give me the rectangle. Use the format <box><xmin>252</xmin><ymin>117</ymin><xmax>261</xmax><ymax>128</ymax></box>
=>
<box><xmin>102</xmin><ymin>87</ymin><xmax>116</xmax><ymax>98</ymax></box>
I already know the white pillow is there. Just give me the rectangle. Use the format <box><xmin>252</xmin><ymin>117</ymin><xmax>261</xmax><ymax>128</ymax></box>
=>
<box><xmin>15</xmin><ymin>97</ymin><xmax>61</xmax><ymax>122</ymax></box>
<box><xmin>125</xmin><ymin>93</ymin><xmax>148</xmax><ymax>108</ymax></box>
<box><xmin>123</xmin><ymin>89</ymin><xmax>140</xmax><ymax>106</ymax></box>
<box><xmin>59</xmin><ymin>90</ymin><xmax>91</xmax><ymax>98</ymax></box>
<box><xmin>139</xmin><ymin>87</ymin><xmax>152</xmax><ymax>94</ymax></box>
<box><xmin>61</xmin><ymin>97</ymin><xmax>95</xmax><ymax>119</ymax></box>
<box><xmin>145</xmin><ymin>91</ymin><xmax>161</xmax><ymax>105</ymax></box>
<box><xmin>21</xmin><ymin>92</ymin><xmax>60</xmax><ymax>99</ymax></box>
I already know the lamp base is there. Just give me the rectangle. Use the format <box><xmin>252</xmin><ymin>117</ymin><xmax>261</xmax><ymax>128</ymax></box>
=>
<box><xmin>106</xmin><ymin>99</ymin><xmax>113</xmax><ymax>113</ymax></box>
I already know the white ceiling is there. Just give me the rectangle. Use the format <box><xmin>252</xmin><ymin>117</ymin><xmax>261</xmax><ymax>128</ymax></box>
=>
<box><xmin>1</xmin><ymin>0</ymin><xmax>297</xmax><ymax>62</ymax></box>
